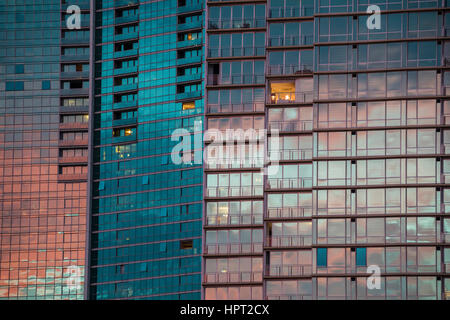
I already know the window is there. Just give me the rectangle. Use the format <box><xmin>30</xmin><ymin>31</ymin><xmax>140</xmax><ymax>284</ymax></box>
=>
<box><xmin>317</xmin><ymin>248</ymin><xmax>327</xmax><ymax>267</ymax></box>
<box><xmin>182</xmin><ymin>101</ymin><xmax>196</xmax><ymax>110</ymax></box>
<box><xmin>15</xmin><ymin>64</ymin><xmax>24</xmax><ymax>74</ymax></box>
<box><xmin>5</xmin><ymin>81</ymin><xmax>24</xmax><ymax>91</ymax></box>
<box><xmin>356</xmin><ymin>248</ymin><xmax>367</xmax><ymax>266</ymax></box>
<box><xmin>180</xmin><ymin>240</ymin><xmax>193</xmax><ymax>250</ymax></box>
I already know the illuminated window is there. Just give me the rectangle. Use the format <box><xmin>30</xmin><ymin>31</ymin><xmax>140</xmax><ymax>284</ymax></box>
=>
<box><xmin>182</xmin><ymin>101</ymin><xmax>196</xmax><ymax>110</ymax></box>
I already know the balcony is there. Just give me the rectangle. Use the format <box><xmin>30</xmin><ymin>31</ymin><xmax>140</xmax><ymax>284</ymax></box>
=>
<box><xmin>115</xmin><ymin>0</ymin><xmax>139</xmax><ymax>6</ymax></box>
<box><xmin>114</xmin><ymin>65</ymin><xmax>138</xmax><ymax>76</ymax></box>
<box><xmin>115</xmin><ymin>15</ymin><xmax>139</xmax><ymax>25</ymax></box>
<box><xmin>267</xmin><ymin>64</ymin><xmax>313</xmax><ymax>76</ymax></box>
<box><xmin>178</xmin><ymin>20</ymin><xmax>202</xmax><ymax>31</ymax></box>
<box><xmin>115</xmin><ymin>31</ymin><xmax>138</xmax><ymax>42</ymax></box>
<box><xmin>61</xmin><ymin>37</ymin><xmax>89</xmax><ymax>45</ymax></box>
<box><xmin>114</xmin><ymin>48</ymin><xmax>138</xmax><ymax>59</ymax></box>
<box><xmin>59</xmin><ymin>156</ymin><xmax>88</xmax><ymax>165</ymax></box>
<box><xmin>207</xmin><ymin>74</ymin><xmax>264</xmax><ymax>86</ymax></box>
<box><xmin>60</xmin><ymin>88</ymin><xmax>89</xmax><ymax>96</ymax></box>
<box><xmin>59</xmin><ymin>139</ymin><xmax>88</xmax><ymax>147</ymax></box>
<box><xmin>206</xmin><ymin>186</ymin><xmax>263</xmax><ymax>198</ymax></box>
<box><xmin>204</xmin><ymin>243</ymin><xmax>263</xmax><ymax>255</ymax></box>
<box><xmin>208</xmin><ymin>19</ymin><xmax>265</xmax><ymax>30</ymax></box>
<box><xmin>176</xmin><ymin>73</ymin><xmax>202</xmax><ymax>83</ymax></box>
<box><xmin>204</xmin><ymin>272</ymin><xmax>262</xmax><ymax>284</ymax></box>
<box><xmin>207</xmin><ymin>103</ymin><xmax>264</xmax><ymax>114</ymax></box>
<box><xmin>208</xmin><ymin>47</ymin><xmax>265</xmax><ymax>58</ymax></box>
<box><xmin>113</xmin><ymin>100</ymin><xmax>137</xmax><ymax>110</ymax></box>
<box><xmin>177</xmin><ymin>55</ymin><xmax>202</xmax><ymax>65</ymax></box>
<box><xmin>175</xmin><ymin>90</ymin><xmax>202</xmax><ymax>101</ymax></box>
<box><xmin>266</xmin><ymin>236</ymin><xmax>312</xmax><ymax>247</ymax></box>
<box><xmin>177</xmin><ymin>38</ymin><xmax>202</xmax><ymax>49</ymax></box>
<box><xmin>268</xmin><ymin>149</ymin><xmax>313</xmax><ymax>161</ymax></box>
<box><xmin>62</xmin><ymin>0</ymin><xmax>90</xmax><ymax>10</ymax></box>
<box><xmin>177</xmin><ymin>3</ymin><xmax>203</xmax><ymax>14</ymax></box>
<box><xmin>59</xmin><ymin>122</ymin><xmax>89</xmax><ymax>130</ymax></box>
<box><xmin>113</xmin><ymin>83</ymin><xmax>137</xmax><ymax>93</ymax></box>
<box><xmin>205</xmin><ymin>214</ymin><xmax>263</xmax><ymax>226</ymax></box>
<box><xmin>268</xmin><ymin>120</ymin><xmax>313</xmax><ymax>132</ymax></box>
<box><xmin>112</xmin><ymin>134</ymin><xmax>137</xmax><ymax>144</ymax></box>
<box><xmin>61</xmin><ymin>54</ymin><xmax>90</xmax><ymax>62</ymax></box>
<box><xmin>58</xmin><ymin>173</ymin><xmax>87</xmax><ymax>181</ymax></box>
<box><xmin>268</xmin><ymin>91</ymin><xmax>313</xmax><ymax>104</ymax></box>
<box><xmin>268</xmin><ymin>35</ymin><xmax>313</xmax><ymax>47</ymax></box>
<box><xmin>112</xmin><ymin>118</ymin><xmax>137</xmax><ymax>127</ymax></box>
<box><xmin>61</xmin><ymin>71</ymin><xmax>89</xmax><ymax>80</ymax></box>
<box><xmin>266</xmin><ymin>207</ymin><xmax>312</xmax><ymax>219</ymax></box>
<box><xmin>266</xmin><ymin>177</ymin><xmax>313</xmax><ymax>189</ymax></box>
<box><xmin>205</xmin><ymin>157</ymin><xmax>264</xmax><ymax>170</ymax></box>
<box><xmin>268</xmin><ymin>6</ymin><xmax>314</xmax><ymax>18</ymax></box>
<box><xmin>266</xmin><ymin>295</ymin><xmax>312</xmax><ymax>300</ymax></box>
<box><xmin>266</xmin><ymin>265</ymin><xmax>312</xmax><ymax>277</ymax></box>
<box><xmin>59</xmin><ymin>105</ymin><xmax>89</xmax><ymax>114</ymax></box>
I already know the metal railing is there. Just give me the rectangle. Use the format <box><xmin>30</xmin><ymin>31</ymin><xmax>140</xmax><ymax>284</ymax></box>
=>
<box><xmin>207</xmin><ymin>103</ymin><xmax>264</xmax><ymax>113</ymax></box>
<box><xmin>206</xmin><ymin>186</ymin><xmax>263</xmax><ymax>197</ymax></box>
<box><xmin>267</xmin><ymin>64</ymin><xmax>313</xmax><ymax>75</ymax></box>
<box><xmin>205</xmin><ymin>243</ymin><xmax>263</xmax><ymax>255</ymax></box>
<box><xmin>207</xmin><ymin>74</ymin><xmax>264</xmax><ymax>85</ymax></box>
<box><xmin>204</xmin><ymin>272</ymin><xmax>262</xmax><ymax>283</ymax></box>
<box><xmin>267</xmin><ymin>207</ymin><xmax>313</xmax><ymax>219</ymax></box>
<box><xmin>268</xmin><ymin>92</ymin><xmax>313</xmax><ymax>104</ymax></box>
<box><xmin>267</xmin><ymin>265</ymin><xmax>312</xmax><ymax>276</ymax></box>
<box><xmin>268</xmin><ymin>7</ymin><xmax>314</xmax><ymax>18</ymax></box>
<box><xmin>205</xmin><ymin>214</ymin><xmax>263</xmax><ymax>226</ymax></box>
<box><xmin>266</xmin><ymin>236</ymin><xmax>312</xmax><ymax>247</ymax></box>
<box><xmin>208</xmin><ymin>47</ymin><xmax>265</xmax><ymax>58</ymax></box>
<box><xmin>268</xmin><ymin>120</ymin><xmax>313</xmax><ymax>132</ymax></box>
<box><xmin>205</xmin><ymin>158</ymin><xmax>265</xmax><ymax>169</ymax></box>
<box><xmin>268</xmin><ymin>149</ymin><xmax>313</xmax><ymax>161</ymax></box>
<box><xmin>268</xmin><ymin>35</ymin><xmax>313</xmax><ymax>47</ymax></box>
<box><xmin>208</xmin><ymin>19</ymin><xmax>266</xmax><ymax>30</ymax></box>
<box><xmin>266</xmin><ymin>178</ymin><xmax>313</xmax><ymax>189</ymax></box>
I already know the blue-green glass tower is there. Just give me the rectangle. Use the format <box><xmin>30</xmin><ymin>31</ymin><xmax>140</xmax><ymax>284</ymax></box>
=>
<box><xmin>88</xmin><ymin>0</ymin><xmax>204</xmax><ymax>299</ymax></box>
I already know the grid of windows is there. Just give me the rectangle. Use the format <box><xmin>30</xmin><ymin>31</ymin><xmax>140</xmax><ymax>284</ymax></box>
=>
<box><xmin>204</xmin><ymin>0</ymin><xmax>450</xmax><ymax>300</ymax></box>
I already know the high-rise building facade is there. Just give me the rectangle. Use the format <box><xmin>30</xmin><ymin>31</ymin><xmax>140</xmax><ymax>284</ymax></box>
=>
<box><xmin>88</xmin><ymin>0</ymin><xmax>204</xmax><ymax>299</ymax></box>
<box><xmin>0</xmin><ymin>0</ymin><xmax>90</xmax><ymax>299</ymax></box>
<box><xmin>203</xmin><ymin>0</ymin><xmax>450</xmax><ymax>299</ymax></box>
<box><xmin>2</xmin><ymin>0</ymin><xmax>450</xmax><ymax>302</ymax></box>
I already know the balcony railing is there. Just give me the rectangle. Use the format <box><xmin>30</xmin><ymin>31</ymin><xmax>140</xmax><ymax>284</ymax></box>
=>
<box><xmin>267</xmin><ymin>207</ymin><xmax>312</xmax><ymax>219</ymax></box>
<box><xmin>266</xmin><ymin>295</ymin><xmax>312</xmax><ymax>300</ymax></box>
<box><xmin>207</xmin><ymin>103</ymin><xmax>264</xmax><ymax>114</ymax></box>
<box><xmin>268</xmin><ymin>92</ymin><xmax>313</xmax><ymax>104</ymax></box>
<box><xmin>208</xmin><ymin>19</ymin><xmax>265</xmax><ymax>30</ymax></box>
<box><xmin>205</xmin><ymin>158</ymin><xmax>265</xmax><ymax>170</ymax></box>
<box><xmin>267</xmin><ymin>265</ymin><xmax>312</xmax><ymax>276</ymax></box>
<box><xmin>204</xmin><ymin>271</ymin><xmax>262</xmax><ymax>283</ymax></box>
<box><xmin>268</xmin><ymin>35</ymin><xmax>313</xmax><ymax>47</ymax></box>
<box><xmin>266</xmin><ymin>178</ymin><xmax>313</xmax><ymax>189</ymax></box>
<box><xmin>205</xmin><ymin>214</ymin><xmax>263</xmax><ymax>226</ymax></box>
<box><xmin>266</xmin><ymin>236</ymin><xmax>312</xmax><ymax>247</ymax></box>
<box><xmin>207</xmin><ymin>74</ymin><xmax>264</xmax><ymax>86</ymax></box>
<box><xmin>268</xmin><ymin>149</ymin><xmax>313</xmax><ymax>161</ymax></box>
<box><xmin>268</xmin><ymin>6</ymin><xmax>314</xmax><ymax>18</ymax></box>
<box><xmin>204</xmin><ymin>243</ymin><xmax>263</xmax><ymax>255</ymax></box>
<box><xmin>208</xmin><ymin>47</ymin><xmax>265</xmax><ymax>58</ymax></box>
<box><xmin>267</xmin><ymin>64</ymin><xmax>313</xmax><ymax>75</ymax></box>
<box><xmin>206</xmin><ymin>186</ymin><xmax>263</xmax><ymax>198</ymax></box>
<box><xmin>268</xmin><ymin>120</ymin><xmax>313</xmax><ymax>132</ymax></box>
